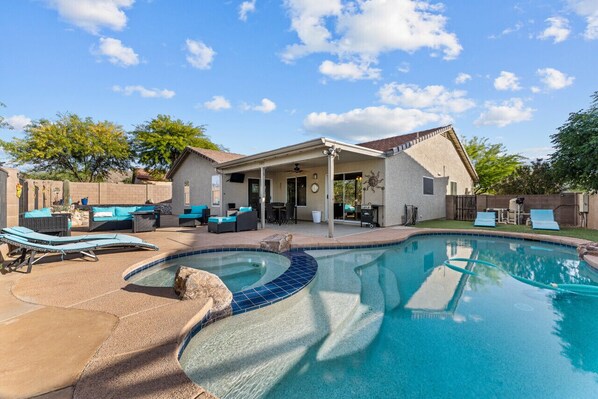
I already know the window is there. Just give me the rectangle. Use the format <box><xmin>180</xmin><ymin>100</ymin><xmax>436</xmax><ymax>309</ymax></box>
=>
<box><xmin>450</xmin><ymin>181</ymin><xmax>457</xmax><ymax>195</ymax></box>
<box><xmin>287</xmin><ymin>176</ymin><xmax>307</xmax><ymax>206</ymax></box>
<box><xmin>423</xmin><ymin>177</ymin><xmax>434</xmax><ymax>195</ymax></box>
<box><xmin>184</xmin><ymin>181</ymin><xmax>190</xmax><ymax>206</ymax></box>
<box><xmin>211</xmin><ymin>175</ymin><xmax>221</xmax><ymax>207</ymax></box>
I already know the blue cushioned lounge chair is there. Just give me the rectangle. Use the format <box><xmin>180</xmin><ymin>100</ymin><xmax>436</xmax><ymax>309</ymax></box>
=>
<box><xmin>0</xmin><ymin>233</ymin><xmax>158</xmax><ymax>273</ymax></box>
<box><xmin>2</xmin><ymin>226</ymin><xmax>131</xmax><ymax>245</ymax></box>
<box><xmin>530</xmin><ymin>209</ymin><xmax>560</xmax><ymax>231</ymax></box>
<box><xmin>474</xmin><ymin>212</ymin><xmax>496</xmax><ymax>227</ymax></box>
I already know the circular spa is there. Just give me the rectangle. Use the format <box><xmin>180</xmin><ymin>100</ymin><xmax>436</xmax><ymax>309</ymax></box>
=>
<box><xmin>178</xmin><ymin>234</ymin><xmax>598</xmax><ymax>399</ymax></box>
<box><xmin>128</xmin><ymin>251</ymin><xmax>291</xmax><ymax>293</ymax></box>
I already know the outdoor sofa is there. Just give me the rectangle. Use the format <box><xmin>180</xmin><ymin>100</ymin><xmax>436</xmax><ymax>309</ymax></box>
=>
<box><xmin>89</xmin><ymin>205</ymin><xmax>158</xmax><ymax>232</ymax></box>
<box><xmin>179</xmin><ymin>205</ymin><xmax>210</xmax><ymax>227</ymax></box>
<box><xmin>19</xmin><ymin>208</ymin><xmax>71</xmax><ymax>236</ymax></box>
<box><xmin>208</xmin><ymin>207</ymin><xmax>258</xmax><ymax>234</ymax></box>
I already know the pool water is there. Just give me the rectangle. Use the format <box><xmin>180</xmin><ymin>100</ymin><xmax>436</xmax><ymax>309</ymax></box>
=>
<box><xmin>129</xmin><ymin>251</ymin><xmax>290</xmax><ymax>293</ymax></box>
<box><xmin>179</xmin><ymin>235</ymin><xmax>598</xmax><ymax>398</ymax></box>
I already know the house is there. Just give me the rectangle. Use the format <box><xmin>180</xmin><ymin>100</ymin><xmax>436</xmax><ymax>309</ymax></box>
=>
<box><xmin>165</xmin><ymin>147</ymin><xmax>245</xmax><ymax>215</ymax></box>
<box><xmin>167</xmin><ymin>125</ymin><xmax>477</xmax><ymax>236</ymax></box>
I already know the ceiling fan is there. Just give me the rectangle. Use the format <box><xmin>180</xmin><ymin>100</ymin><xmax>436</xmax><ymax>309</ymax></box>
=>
<box><xmin>287</xmin><ymin>163</ymin><xmax>304</xmax><ymax>173</ymax></box>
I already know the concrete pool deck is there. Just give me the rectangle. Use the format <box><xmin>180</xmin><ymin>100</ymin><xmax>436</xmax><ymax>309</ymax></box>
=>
<box><xmin>0</xmin><ymin>225</ymin><xmax>590</xmax><ymax>399</ymax></box>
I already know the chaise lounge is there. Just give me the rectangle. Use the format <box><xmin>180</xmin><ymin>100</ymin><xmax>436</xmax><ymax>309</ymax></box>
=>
<box><xmin>530</xmin><ymin>209</ymin><xmax>560</xmax><ymax>231</ymax></box>
<box><xmin>474</xmin><ymin>212</ymin><xmax>496</xmax><ymax>227</ymax></box>
<box><xmin>0</xmin><ymin>233</ymin><xmax>158</xmax><ymax>273</ymax></box>
<box><xmin>3</xmin><ymin>226</ymin><xmax>137</xmax><ymax>245</ymax></box>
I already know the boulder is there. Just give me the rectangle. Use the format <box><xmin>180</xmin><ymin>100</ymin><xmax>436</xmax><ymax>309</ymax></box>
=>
<box><xmin>174</xmin><ymin>266</ymin><xmax>233</xmax><ymax>313</ymax></box>
<box><xmin>578</xmin><ymin>242</ymin><xmax>598</xmax><ymax>260</ymax></box>
<box><xmin>260</xmin><ymin>233</ymin><xmax>293</xmax><ymax>253</ymax></box>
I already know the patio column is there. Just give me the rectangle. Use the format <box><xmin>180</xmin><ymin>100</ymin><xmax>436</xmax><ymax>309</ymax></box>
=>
<box><xmin>324</xmin><ymin>146</ymin><xmax>341</xmax><ymax>238</ymax></box>
<box><xmin>260</xmin><ymin>166</ymin><xmax>266</xmax><ymax>229</ymax></box>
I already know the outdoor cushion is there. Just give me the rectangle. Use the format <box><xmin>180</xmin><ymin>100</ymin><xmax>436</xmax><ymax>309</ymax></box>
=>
<box><xmin>137</xmin><ymin>206</ymin><xmax>155</xmax><ymax>212</ymax></box>
<box><xmin>24</xmin><ymin>208</ymin><xmax>52</xmax><ymax>218</ymax></box>
<box><xmin>239</xmin><ymin>206</ymin><xmax>252</xmax><ymax>212</ymax></box>
<box><xmin>208</xmin><ymin>216</ymin><xmax>236</xmax><ymax>224</ymax></box>
<box><xmin>190</xmin><ymin>205</ymin><xmax>207</xmax><ymax>214</ymax></box>
<box><xmin>474</xmin><ymin>212</ymin><xmax>496</xmax><ymax>227</ymax></box>
<box><xmin>115</xmin><ymin>206</ymin><xmax>138</xmax><ymax>216</ymax></box>
<box><xmin>179</xmin><ymin>214</ymin><xmax>201</xmax><ymax>219</ymax></box>
<box><xmin>93</xmin><ymin>215</ymin><xmax>132</xmax><ymax>222</ymax></box>
<box><xmin>92</xmin><ymin>206</ymin><xmax>116</xmax><ymax>216</ymax></box>
<box><xmin>94</xmin><ymin>211</ymin><xmax>113</xmax><ymax>218</ymax></box>
<box><xmin>530</xmin><ymin>209</ymin><xmax>560</xmax><ymax>231</ymax></box>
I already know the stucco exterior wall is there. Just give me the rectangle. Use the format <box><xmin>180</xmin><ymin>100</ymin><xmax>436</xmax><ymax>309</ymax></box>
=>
<box><xmin>171</xmin><ymin>153</ymin><xmax>218</xmax><ymax>215</ymax></box>
<box><xmin>385</xmin><ymin>133</ymin><xmax>474</xmax><ymax>225</ymax></box>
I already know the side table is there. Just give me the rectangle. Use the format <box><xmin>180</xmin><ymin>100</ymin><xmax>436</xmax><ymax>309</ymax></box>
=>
<box><xmin>132</xmin><ymin>211</ymin><xmax>157</xmax><ymax>233</ymax></box>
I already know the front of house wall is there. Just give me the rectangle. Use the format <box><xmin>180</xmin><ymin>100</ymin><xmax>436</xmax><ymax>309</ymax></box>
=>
<box><xmin>385</xmin><ymin>133</ymin><xmax>474</xmax><ymax>226</ymax></box>
<box><xmin>171</xmin><ymin>154</ymin><xmax>217</xmax><ymax>216</ymax></box>
<box><xmin>221</xmin><ymin>158</ymin><xmax>386</xmax><ymax>222</ymax></box>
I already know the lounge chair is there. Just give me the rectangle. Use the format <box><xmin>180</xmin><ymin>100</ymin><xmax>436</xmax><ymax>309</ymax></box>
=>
<box><xmin>0</xmin><ymin>233</ymin><xmax>158</xmax><ymax>273</ymax></box>
<box><xmin>530</xmin><ymin>209</ymin><xmax>560</xmax><ymax>231</ymax></box>
<box><xmin>2</xmin><ymin>226</ymin><xmax>130</xmax><ymax>245</ymax></box>
<box><xmin>474</xmin><ymin>212</ymin><xmax>496</xmax><ymax>227</ymax></box>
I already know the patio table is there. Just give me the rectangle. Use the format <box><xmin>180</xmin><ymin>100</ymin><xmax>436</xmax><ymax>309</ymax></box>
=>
<box><xmin>132</xmin><ymin>211</ymin><xmax>157</xmax><ymax>233</ymax></box>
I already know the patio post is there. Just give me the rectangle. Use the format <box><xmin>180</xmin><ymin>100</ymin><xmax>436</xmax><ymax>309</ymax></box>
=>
<box><xmin>260</xmin><ymin>166</ymin><xmax>266</xmax><ymax>229</ymax></box>
<box><xmin>324</xmin><ymin>146</ymin><xmax>340</xmax><ymax>238</ymax></box>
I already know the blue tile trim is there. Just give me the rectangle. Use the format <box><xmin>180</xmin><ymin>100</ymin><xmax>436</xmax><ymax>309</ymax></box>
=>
<box><xmin>176</xmin><ymin>249</ymin><xmax>318</xmax><ymax>359</ymax></box>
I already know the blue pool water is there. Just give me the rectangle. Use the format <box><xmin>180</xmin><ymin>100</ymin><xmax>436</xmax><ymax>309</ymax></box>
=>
<box><xmin>129</xmin><ymin>251</ymin><xmax>290</xmax><ymax>293</ymax></box>
<box><xmin>179</xmin><ymin>235</ymin><xmax>598</xmax><ymax>398</ymax></box>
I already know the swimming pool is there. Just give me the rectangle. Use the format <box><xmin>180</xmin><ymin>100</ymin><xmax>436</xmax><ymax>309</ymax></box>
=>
<box><xmin>179</xmin><ymin>234</ymin><xmax>598</xmax><ymax>398</ymax></box>
<box><xmin>128</xmin><ymin>251</ymin><xmax>290</xmax><ymax>293</ymax></box>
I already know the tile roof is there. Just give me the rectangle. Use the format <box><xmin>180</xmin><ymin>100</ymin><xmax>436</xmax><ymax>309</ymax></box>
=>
<box><xmin>358</xmin><ymin>125</ymin><xmax>453</xmax><ymax>152</ymax></box>
<box><xmin>188</xmin><ymin>147</ymin><xmax>245</xmax><ymax>164</ymax></box>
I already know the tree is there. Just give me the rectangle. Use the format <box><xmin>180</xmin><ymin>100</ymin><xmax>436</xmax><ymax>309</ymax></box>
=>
<box><xmin>492</xmin><ymin>158</ymin><xmax>563</xmax><ymax>194</ymax></box>
<box><xmin>0</xmin><ymin>113</ymin><xmax>131</xmax><ymax>182</ymax></box>
<box><xmin>0</xmin><ymin>102</ymin><xmax>10</xmax><ymax>129</ymax></box>
<box><xmin>132</xmin><ymin>115</ymin><xmax>221</xmax><ymax>173</ymax></box>
<box><xmin>463</xmin><ymin>136</ymin><xmax>524</xmax><ymax>194</ymax></box>
<box><xmin>550</xmin><ymin>91</ymin><xmax>598</xmax><ymax>192</ymax></box>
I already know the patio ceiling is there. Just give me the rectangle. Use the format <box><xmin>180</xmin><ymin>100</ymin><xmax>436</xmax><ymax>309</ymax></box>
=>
<box><xmin>216</xmin><ymin>138</ymin><xmax>385</xmax><ymax>174</ymax></box>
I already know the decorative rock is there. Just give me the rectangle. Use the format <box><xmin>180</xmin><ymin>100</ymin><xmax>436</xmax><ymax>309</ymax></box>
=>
<box><xmin>577</xmin><ymin>242</ymin><xmax>598</xmax><ymax>260</ymax></box>
<box><xmin>260</xmin><ymin>233</ymin><xmax>293</xmax><ymax>253</ymax></box>
<box><xmin>174</xmin><ymin>266</ymin><xmax>233</xmax><ymax>312</ymax></box>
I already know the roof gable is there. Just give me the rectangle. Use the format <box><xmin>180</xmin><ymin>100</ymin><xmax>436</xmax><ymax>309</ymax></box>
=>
<box><xmin>166</xmin><ymin>147</ymin><xmax>245</xmax><ymax>179</ymax></box>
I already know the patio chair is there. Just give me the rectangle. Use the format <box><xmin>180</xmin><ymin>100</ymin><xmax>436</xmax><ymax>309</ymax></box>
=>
<box><xmin>530</xmin><ymin>209</ymin><xmax>560</xmax><ymax>231</ymax></box>
<box><xmin>265</xmin><ymin>203</ymin><xmax>275</xmax><ymax>223</ymax></box>
<box><xmin>0</xmin><ymin>233</ymin><xmax>158</xmax><ymax>273</ymax></box>
<box><xmin>474</xmin><ymin>212</ymin><xmax>496</xmax><ymax>227</ymax></box>
<box><xmin>2</xmin><ymin>226</ymin><xmax>133</xmax><ymax>245</ymax></box>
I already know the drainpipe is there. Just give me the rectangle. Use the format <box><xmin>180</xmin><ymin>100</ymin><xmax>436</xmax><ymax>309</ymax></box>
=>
<box><xmin>260</xmin><ymin>166</ymin><xmax>266</xmax><ymax>229</ymax></box>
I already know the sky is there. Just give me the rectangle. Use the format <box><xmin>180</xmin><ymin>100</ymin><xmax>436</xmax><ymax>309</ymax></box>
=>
<box><xmin>1</xmin><ymin>0</ymin><xmax>597</xmax><ymax>163</ymax></box>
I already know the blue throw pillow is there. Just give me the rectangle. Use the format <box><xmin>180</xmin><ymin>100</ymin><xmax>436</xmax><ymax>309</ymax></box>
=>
<box><xmin>190</xmin><ymin>205</ymin><xmax>207</xmax><ymax>214</ymax></box>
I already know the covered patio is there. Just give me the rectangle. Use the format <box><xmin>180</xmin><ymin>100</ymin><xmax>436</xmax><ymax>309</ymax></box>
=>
<box><xmin>216</xmin><ymin>138</ymin><xmax>386</xmax><ymax>238</ymax></box>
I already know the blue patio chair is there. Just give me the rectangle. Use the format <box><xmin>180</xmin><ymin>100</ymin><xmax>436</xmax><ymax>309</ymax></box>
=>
<box><xmin>530</xmin><ymin>209</ymin><xmax>560</xmax><ymax>231</ymax></box>
<box><xmin>0</xmin><ymin>233</ymin><xmax>158</xmax><ymax>273</ymax></box>
<box><xmin>2</xmin><ymin>226</ymin><xmax>129</xmax><ymax>245</ymax></box>
<box><xmin>473</xmin><ymin>212</ymin><xmax>496</xmax><ymax>227</ymax></box>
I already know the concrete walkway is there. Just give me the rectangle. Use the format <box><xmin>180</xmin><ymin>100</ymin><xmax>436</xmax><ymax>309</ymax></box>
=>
<box><xmin>0</xmin><ymin>225</ymin><xmax>589</xmax><ymax>398</ymax></box>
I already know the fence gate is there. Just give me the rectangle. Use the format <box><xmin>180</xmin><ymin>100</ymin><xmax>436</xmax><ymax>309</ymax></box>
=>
<box><xmin>455</xmin><ymin>195</ymin><xmax>477</xmax><ymax>221</ymax></box>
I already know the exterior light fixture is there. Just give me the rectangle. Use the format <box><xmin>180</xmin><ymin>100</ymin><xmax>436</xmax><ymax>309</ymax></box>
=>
<box><xmin>313</xmin><ymin>173</ymin><xmax>318</xmax><ymax>180</ymax></box>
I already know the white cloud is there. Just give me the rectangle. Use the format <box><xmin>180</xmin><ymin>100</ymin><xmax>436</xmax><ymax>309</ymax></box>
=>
<box><xmin>244</xmin><ymin>98</ymin><xmax>277</xmax><ymax>113</ymax></box>
<box><xmin>397</xmin><ymin>62</ymin><xmax>410</xmax><ymax>73</ymax></box>
<box><xmin>567</xmin><ymin>0</ymin><xmax>598</xmax><ymax>39</ymax></box>
<box><xmin>239</xmin><ymin>0</ymin><xmax>256</xmax><ymax>21</ymax></box>
<box><xmin>96</xmin><ymin>37</ymin><xmax>139</xmax><ymax>66</ymax></box>
<box><xmin>112</xmin><ymin>85</ymin><xmax>175</xmax><ymax>99</ymax></box>
<box><xmin>282</xmin><ymin>0</ymin><xmax>462</xmax><ymax>65</ymax></box>
<box><xmin>204</xmin><ymin>96</ymin><xmax>231</xmax><ymax>111</ymax></box>
<box><xmin>489</xmin><ymin>22</ymin><xmax>524</xmax><ymax>39</ymax></box>
<box><xmin>185</xmin><ymin>39</ymin><xmax>216</xmax><ymax>70</ymax></box>
<box><xmin>475</xmin><ymin>98</ymin><xmax>534</xmax><ymax>127</ymax></box>
<box><xmin>494</xmin><ymin>71</ymin><xmax>522</xmax><ymax>91</ymax></box>
<box><xmin>47</xmin><ymin>0</ymin><xmax>134</xmax><ymax>34</ymax></box>
<box><xmin>538</xmin><ymin>17</ymin><xmax>571</xmax><ymax>43</ymax></box>
<box><xmin>531</xmin><ymin>86</ymin><xmax>541</xmax><ymax>93</ymax></box>
<box><xmin>519</xmin><ymin>146</ymin><xmax>554</xmax><ymax>160</ymax></box>
<box><xmin>455</xmin><ymin>73</ymin><xmax>472</xmax><ymax>84</ymax></box>
<box><xmin>537</xmin><ymin>67</ymin><xmax>575</xmax><ymax>90</ymax></box>
<box><xmin>303</xmin><ymin>106</ymin><xmax>451</xmax><ymax>141</ymax></box>
<box><xmin>5</xmin><ymin>115</ymin><xmax>32</xmax><ymax>131</ymax></box>
<box><xmin>378</xmin><ymin>83</ymin><xmax>475</xmax><ymax>113</ymax></box>
<box><xmin>319</xmin><ymin>60</ymin><xmax>381</xmax><ymax>80</ymax></box>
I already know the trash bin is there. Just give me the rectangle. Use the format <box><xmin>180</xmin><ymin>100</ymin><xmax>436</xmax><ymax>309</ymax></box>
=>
<box><xmin>312</xmin><ymin>210</ymin><xmax>322</xmax><ymax>223</ymax></box>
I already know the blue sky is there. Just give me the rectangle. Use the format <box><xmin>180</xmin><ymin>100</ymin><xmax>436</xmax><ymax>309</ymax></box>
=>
<box><xmin>1</xmin><ymin>0</ymin><xmax>597</xmax><ymax>162</ymax></box>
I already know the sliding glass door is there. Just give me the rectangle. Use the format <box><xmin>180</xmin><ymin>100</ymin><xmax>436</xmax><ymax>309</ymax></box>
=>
<box><xmin>333</xmin><ymin>172</ymin><xmax>362</xmax><ymax>221</ymax></box>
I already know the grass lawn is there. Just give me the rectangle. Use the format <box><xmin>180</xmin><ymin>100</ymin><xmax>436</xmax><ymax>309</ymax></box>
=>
<box><xmin>415</xmin><ymin>219</ymin><xmax>598</xmax><ymax>242</ymax></box>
